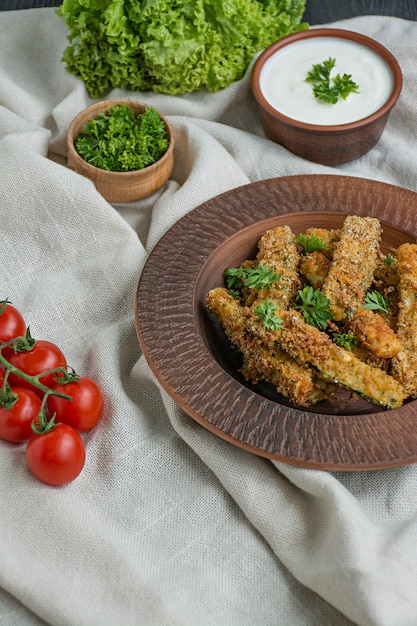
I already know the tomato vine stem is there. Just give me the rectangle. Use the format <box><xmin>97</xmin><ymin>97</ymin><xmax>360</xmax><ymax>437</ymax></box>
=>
<box><xmin>0</xmin><ymin>336</ymin><xmax>73</xmax><ymax>434</ymax></box>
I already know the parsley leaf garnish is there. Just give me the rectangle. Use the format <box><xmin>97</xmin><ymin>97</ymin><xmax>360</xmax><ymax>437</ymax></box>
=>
<box><xmin>295</xmin><ymin>233</ymin><xmax>326</xmax><ymax>253</ymax></box>
<box><xmin>294</xmin><ymin>286</ymin><xmax>334</xmax><ymax>329</ymax></box>
<box><xmin>384</xmin><ymin>253</ymin><xmax>395</xmax><ymax>265</ymax></box>
<box><xmin>305</xmin><ymin>57</ymin><xmax>359</xmax><ymax>105</ymax></box>
<box><xmin>75</xmin><ymin>104</ymin><xmax>169</xmax><ymax>172</ymax></box>
<box><xmin>223</xmin><ymin>266</ymin><xmax>247</xmax><ymax>291</ymax></box>
<box><xmin>332</xmin><ymin>333</ymin><xmax>358</xmax><ymax>350</ymax></box>
<box><xmin>244</xmin><ymin>265</ymin><xmax>281</xmax><ymax>289</ymax></box>
<box><xmin>364</xmin><ymin>290</ymin><xmax>390</xmax><ymax>313</ymax></box>
<box><xmin>224</xmin><ymin>264</ymin><xmax>280</xmax><ymax>291</ymax></box>
<box><xmin>253</xmin><ymin>300</ymin><xmax>283</xmax><ymax>331</ymax></box>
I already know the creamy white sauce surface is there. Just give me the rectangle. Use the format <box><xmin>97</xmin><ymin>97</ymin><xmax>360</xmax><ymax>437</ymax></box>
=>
<box><xmin>259</xmin><ymin>36</ymin><xmax>394</xmax><ymax>125</ymax></box>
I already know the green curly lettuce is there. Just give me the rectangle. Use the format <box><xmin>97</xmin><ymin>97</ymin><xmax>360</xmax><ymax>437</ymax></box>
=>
<box><xmin>57</xmin><ymin>0</ymin><xmax>308</xmax><ymax>98</ymax></box>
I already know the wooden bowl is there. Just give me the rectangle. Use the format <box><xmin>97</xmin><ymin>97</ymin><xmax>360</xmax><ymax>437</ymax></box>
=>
<box><xmin>67</xmin><ymin>99</ymin><xmax>174</xmax><ymax>202</ymax></box>
<box><xmin>251</xmin><ymin>29</ymin><xmax>402</xmax><ymax>165</ymax></box>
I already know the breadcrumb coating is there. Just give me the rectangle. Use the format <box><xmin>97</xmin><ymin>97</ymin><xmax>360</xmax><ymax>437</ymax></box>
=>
<box><xmin>305</xmin><ymin>227</ymin><xmax>340</xmax><ymax>259</ymax></box>
<box><xmin>348</xmin><ymin>307</ymin><xmax>403</xmax><ymax>359</ymax></box>
<box><xmin>250</xmin><ymin>225</ymin><xmax>301</xmax><ymax>309</ymax></box>
<box><xmin>322</xmin><ymin>215</ymin><xmax>381</xmax><ymax>321</ymax></box>
<box><xmin>206</xmin><ymin>288</ymin><xmax>334</xmax><ymax>406</ymax></box>
<box><xmin>391</xmin><ymin>243</ymin><xmax>417</xmax><ymax>396</ymax></box>
<box><xmin>299</xmin><ymin>251</ymin><xmax>331</xmax><ymax>288</ymax></box>
<box><xmin>246</xmin><ymin>307</ymin><xmax>406</xmax><ymax>410</ymax></box>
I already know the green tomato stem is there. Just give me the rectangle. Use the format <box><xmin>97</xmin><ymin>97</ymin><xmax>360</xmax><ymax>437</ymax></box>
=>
<box><xmin>0</xmin><ymin>338</ymin><xmax>73</xmax><ymax>433</ymax></box>
<box><xmin>32</xmin><ymin>392</ymin><xmax>58</xmax><ymax>435</ymax></box>
<box><xmin>0</xmin><ymin>337</ymin><xmax>77</xmax><ymax>397</ymax></box>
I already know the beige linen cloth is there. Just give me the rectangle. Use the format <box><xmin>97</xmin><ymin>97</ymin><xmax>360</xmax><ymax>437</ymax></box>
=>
<box><xmin>1</xmin><ymin>9</ymin><xmax>417</xmax><ymax>626</ymax></box>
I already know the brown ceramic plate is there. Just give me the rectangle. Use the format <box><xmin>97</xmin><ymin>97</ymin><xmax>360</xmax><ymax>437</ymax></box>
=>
<box><xmin>135</xmin><ymin>175</ymin><xmax>417</xmax><ymax>471</ymax></box>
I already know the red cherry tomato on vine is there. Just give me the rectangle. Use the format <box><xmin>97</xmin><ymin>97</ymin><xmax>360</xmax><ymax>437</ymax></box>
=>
<box><xmin>26</xmin><ymin>423</ymin><xmax>85</xmax><ymax>486</ymax></box>
<box><xmin>0</xmin><ymin>387</ymin><xmax>42</xmax><ymax>443</ymax></box>
<box><xmin>47</xmin><ymin>376</ymin><xmax>104</xmax><ymax>432</ymax></box>
<box><xmin>7</xmin><ymin>340</ymin><xmax>67</xmax><ymax>396</ymax></box>
<box><xmin>0</xmin><ymin>300</ymin><xmax>26</xmax><ymax>346</ymax></box>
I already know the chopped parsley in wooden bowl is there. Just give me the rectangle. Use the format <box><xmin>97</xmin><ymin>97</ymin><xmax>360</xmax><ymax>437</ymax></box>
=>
<box><xmin>67</xmin><ymin>99</ymin><xmax>174</xmax><ymax>202</ymax></box>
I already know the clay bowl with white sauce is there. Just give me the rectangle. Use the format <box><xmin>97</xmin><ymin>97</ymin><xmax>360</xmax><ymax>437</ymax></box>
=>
<box><xmin>67</xmin><ymin>99</ymin><xmax>174</xmax><ymax>202</ymax></box>
<box><xmin>251</xmin><ymin>29</ymin><xmax>402</xmax><ymax>165</ymax></box>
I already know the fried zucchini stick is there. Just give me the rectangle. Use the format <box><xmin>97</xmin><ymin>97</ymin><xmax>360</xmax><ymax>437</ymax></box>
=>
<box><xmin>247</xmin><ymin>306</ymin><xmax>406</xmax><ymax>409</ymax></box>
<box><xmin>206</xmin><ymin>288</ymin><xmax>334</xmax><ymax>406</ymax></box>
<box><xmin>322</xmin><ymin>215</ymin><xmax>381</xmax><ymax>321</ymax></box>
<box><xmin>391</xmin><ymin>243</ymin><xmax>417</xmax><ymax>397</ymax></box>
<box><xmin>249</xmin><ymin>225</ymin><xmax>301</xmax><ymax>308</ymax></box>
<box><xmin>304</xmin><ymin>227</ymin><xmax>340</xmax><ymax>259</ymax></box>
<box><xmin>348</xmin><ymin>307</ymin><xmax>402</xmax><ymax>359</ymax></box>
<box><xmin>299</xmin><ymin>251</ymin><xmax>331</xmax><ymax>288</ymax></box>
<box><xmin>374</xmin><ymin>253</ymin><xmax>399</xmax><ymax>286</ymax></box>
<box><xmin>232</xmin><ymin>226</ymin><xmax>328</xmax><ymax>404</ymax></box>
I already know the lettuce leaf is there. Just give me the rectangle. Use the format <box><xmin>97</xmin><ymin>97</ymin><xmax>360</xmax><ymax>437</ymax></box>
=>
<box><xmin>58</xmin><ymin>0</ymin><xmax>308</xmax><ymax>98</ymax></box>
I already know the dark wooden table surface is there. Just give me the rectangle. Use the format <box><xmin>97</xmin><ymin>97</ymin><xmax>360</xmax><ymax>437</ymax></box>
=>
<box><xmin>1</xmin><ymin>0</ymin><xmax>417</xmax><ymax>21</ymax></box>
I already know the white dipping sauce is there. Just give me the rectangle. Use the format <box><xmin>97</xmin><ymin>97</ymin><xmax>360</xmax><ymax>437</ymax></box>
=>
<box><xmin>259</xmin><ymin>36</ymin><xmax>394</xmax><ymax>126</ymax></box>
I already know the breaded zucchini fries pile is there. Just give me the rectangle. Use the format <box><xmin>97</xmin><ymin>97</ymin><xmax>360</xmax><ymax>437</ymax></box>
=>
<box><xmin>206</xmin><ymin>215</ymin><xmax>417</xmax><ymax>410</ymax></box>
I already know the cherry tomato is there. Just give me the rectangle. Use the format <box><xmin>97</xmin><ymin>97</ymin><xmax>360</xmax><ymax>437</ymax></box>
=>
<box><xmin>0</xmin><ymin>300</ymin><xmax>26</xmax><ymax>346</ymax></box>
<box><xmin>0</xmin><ymin>368</ymin><xmax>4</xmax><ymax>386</ymax></box>
<box><xmin>7</xmin><ymin>340</ymin><xmax>67</xmax><ymax>396</ymax></box>
<box><xmin>47</xmin><ymin>376</ymin><xmax>104</xmax><ymax>432</ymax></box>
<box><xmin>0</xmin><ymin>387</ymin><xmax>42</xmax><ymax>443</ymax></box>
<box><xmin>26</xmin><ymin>423</ymin><xmax>85</xmax><ymax>486</ymax></box>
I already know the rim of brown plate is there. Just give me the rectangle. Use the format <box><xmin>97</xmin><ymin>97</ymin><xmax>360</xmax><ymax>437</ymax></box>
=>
<box><xmin>135</xmin><ymin>174</ymin><xmax>417</xmax><ymax>471</ymax></box>
<box><xmin>251</xmin><ymin>28</ymin><xmax>403</xmax><ymax>133</ymax></box>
